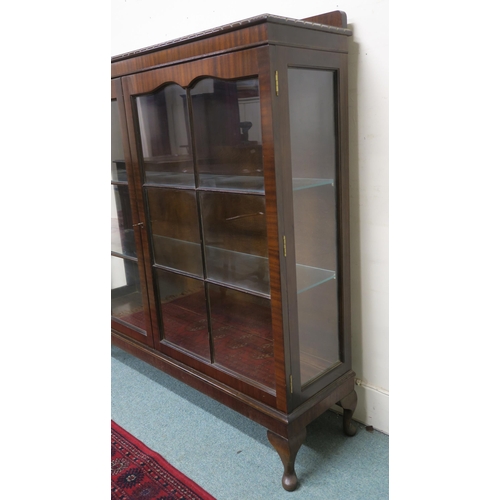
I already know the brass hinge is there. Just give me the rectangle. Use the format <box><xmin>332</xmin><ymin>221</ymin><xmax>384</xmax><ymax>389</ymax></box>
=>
<box><xmin>275</xmin><ymin>70</ymin><xmax>279</xmax><ymax>96</ymax></box>
<box><xmin>289</xmin><ymin>375</ymin><xmax>293</xmax><ymax>393</ymax></box>
<box><xmin>283</xmin><ymin>235</ymin><xmax>287</xmax><ymax>257</ymax></box>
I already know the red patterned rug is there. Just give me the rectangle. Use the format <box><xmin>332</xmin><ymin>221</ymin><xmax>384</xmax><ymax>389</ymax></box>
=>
<box><xmin>112</xmin><ymin>421</ymin><xmax>217</xmax><ymax>500</ymax></box>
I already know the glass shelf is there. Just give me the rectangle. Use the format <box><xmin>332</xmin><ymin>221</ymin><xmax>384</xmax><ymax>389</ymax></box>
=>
<box><xmin>205</xmin><ymin>245</ymin><xmax>270</xmax><ymax>297</ymax></box>
<box><xmin>144</xmin><ymin>155</ymin><xmax>192</xmax><ymax>165</ymax></box>
<box><xmin>198</xmin><ymin>173</ymin><xmax>264</xmax><ymax>193</ymax></box>
<box><xmin>152</xmin><ymin>235</ymin><xmax>270</xmax><ymax>297</ymax></box>
<box><xmin>142</xmin><ymin>171</ymin><xmax>264</xmax><ymax>193</ymax></box>
<box><xmin>299</xmin><ymin>350</ymin><xmax>340</xmax><ymax>385</ymax></box>
<box><xmin>143</xmin><ymin>156</ymin><xmax>194</xmax><ymax>186</ymax></box>
<box><xmin>152</xmin><ymin>234</ymin><xmax>203</xmax><ymax>277</ymax></box>
<box><xmin>111</xmin><ymin>225</ymin><xmax>136</xmax><ymax>258</ymax></box>
<box><xmin>144</xmin><ymin>171</ymin><xmax>195</xmax><ymax>187</ymax></box>
<box><xmin>111</xmin><ymin>160</ymin><xmax>128</xmax><ymax>182</ymax></box>
<box><xmin>292</xmin><ymin>178</ymin><xmax>334</xmax><ymax>191</ymax></box>
<box><xmin>296</xmin><ymin>264</ymin><xmax>336</xmax><ymax>294</ymax></box>
<box><xmin>152</xmin><ymin>236</ymin><xmax>334</xmax><ymax>296</ymax></box>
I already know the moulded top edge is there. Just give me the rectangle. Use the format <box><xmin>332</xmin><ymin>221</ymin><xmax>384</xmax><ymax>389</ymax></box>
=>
<box><xmin>111</xmin><ymin>13</ymin><xmax>352</xmax><ymax>62</ymax></box>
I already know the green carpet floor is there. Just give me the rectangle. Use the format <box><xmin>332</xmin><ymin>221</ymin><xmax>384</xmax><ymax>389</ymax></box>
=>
<box><xmin>111</xmin><ymin>345</ymin><xmax>389</xmax><ymax>499</ymax></box>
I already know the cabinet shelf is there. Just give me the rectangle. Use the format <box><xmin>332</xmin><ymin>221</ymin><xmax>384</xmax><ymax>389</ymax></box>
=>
<box><xmin>296</xmin><ymin>264</ymin><xmax>336</xmax><ymax>294</ymax></box>
<box><xmin>292</xmin><ymin>178</ymin><xmax>334</xmax><ymax>191</ymax></box>
<box><xmin>112</xmin><ymin>159</ymin><xmax>128</xmax><ymax>182</ymax></box>
<box><xmin>144</xmin><ymin>155</ymin><xmax>192</xmax><ymax>164</ymax></box>
<box><xmin>144</xmin><ymin>171</ymin><xmax>195</xmax><ymax>187</ymax></box>
<box><xmin>198</xmin><ymin>173</ymin><xmax>264</xmax><ymax>193</ymax></box>
<box><xmin>111</xmin><ymin>223</ymin><xmax>136</xmax><ymax>259</ymax></box>
<box><xmin>145</xmin><ymin>174</ymin><xmax>333</xmax><ymax>192</ymax></box>
<box><xmin>144</xmin><ymin>171</ymin><xmax>264</xmax><ymax>193</ymax></box>
<box><xmin>153</xmin><ymin>235</ymin><xmax>270</xmax><ymax>297</ymax></box>
<box><xmin>299</xmin><ymin>351</ymin><xmax>341</xmax><ymax>386</ymax></box>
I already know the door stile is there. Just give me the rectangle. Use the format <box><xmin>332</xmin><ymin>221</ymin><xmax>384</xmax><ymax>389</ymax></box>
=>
<box><xmin>336</xmin><ymin>52</ymin><xmax>352</xmax><ymax>373</ymax></box>
<box><xmin>111</xmin><ymin>78</ymin><xmax>155</xmax><ymax>346</ymax></box>
<box><xmin>120</xmin><ymin>76</ymin><xmax>163</xmax><ymax>350</ymax></box>
<box><xmin>258</xmin><ymin>46</ymin><xmax>287</xmax><ymax>414</ymax></box>
<box><xmin>269</xmin><ymin>46</ymin><xmax>302</xmax><ymax>411</ymax></box>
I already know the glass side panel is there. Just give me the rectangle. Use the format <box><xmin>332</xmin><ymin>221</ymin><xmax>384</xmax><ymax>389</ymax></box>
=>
<box><xmin>288</xmin><ymin>67</ymin><xmax>341</xmax><ymax>387</ymax></box>
<box><xmin>146</xmin><ymin>187</ymin><xmax>203</xmax><ymax>276</ymax></box>
<box><xmin>296</xmin><ymin>279</ymin><xmax>340</xmax><ymax>384</ymax></box>
<box><xmin>111</xmin><ymin>185</ymin><xmax>137</xmax><ymax>258</ymax></box>
<box><xmin>209</xmin><ymin>284</ymin><xmax>274</xmax><ymax>389</ymax></box>
<box><xmin>191</xmin><ymin>78</ymin><xmax>264</xmax><ymax>193</ymax></box>
<box><xmin>200</xmin><ymin>191</ymin><xmax>270</xmax><ymax>296</ymax></box>
<box><xmin>111</xmin><ymin>255</ymin><xmax>146</xmax><ymax>331</ymax></box>
<box><xmin>111</xmin><ymin>101</ymin><xmax>127</xmax><ymax>181</ymax></box>
<box><xmin>155</xmin><ymin>268</ymin><xmax>210</xmax><ymax>360</ymax></box>
<box><xmin>136</xmin><ymin>84</ymin><xmax>194</xmax><ymax>186</ymax></box>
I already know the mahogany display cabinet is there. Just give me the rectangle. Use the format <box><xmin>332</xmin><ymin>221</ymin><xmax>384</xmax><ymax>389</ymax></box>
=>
<box><xmin>111</xmin><ymin>10</ymin><xmax>356</xmax><ymax>491</ymax></box>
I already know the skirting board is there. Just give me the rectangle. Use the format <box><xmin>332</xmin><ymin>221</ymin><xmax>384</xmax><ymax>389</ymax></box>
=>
<box><xmin>332</xmin><ymin>381</ymin><xmax>389</xmax><ymax>434</ymax></box>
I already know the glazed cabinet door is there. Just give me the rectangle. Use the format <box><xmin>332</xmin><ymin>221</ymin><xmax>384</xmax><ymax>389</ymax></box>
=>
<box><xmin>111</xmin><ymin>79</ymin><xmax>154</xmax><ymax>346</ymax></box>
<box><xmin>120</xmin><ymin>47</ymin><xmax>286</xmax><ymax>409</ymax></box>
<box><xmin>273</xmin><ymin>46</ymin><xmax>351</xmax><ymax>408</ymax></box>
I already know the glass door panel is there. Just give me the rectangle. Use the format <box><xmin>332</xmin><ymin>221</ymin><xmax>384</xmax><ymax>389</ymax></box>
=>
<box><xmin>200</xmin><ymin>191</ymin><xmax>269</xmax><ymax>296</ymax></box>
<box><xmin>288</xmin><ymin>67</ymin><xmax>341</xmax><ymax>387</ymax></box>
<box><xmin>155</xmin><ymin>268</ymin><xmax>210</xmax><ymax>361</ymax></box>
<box><xmin>111</xmin><ymin>255</ymin><xmax>147</xmax><ymax>331</ymax></box>
<box><xmin>296</xmin><ymin>280</ymin><xmax>340</xmax><ymax>384</ymax></box>
<box><xmin>111</xmin><ymin>185</ymin><xmax>136</xmax><ymax>258</ymax></box>
<box><xmin>209</xmin><ymin>284</ymin><xmax>274</xmax><ymax>389</ymax></box>
<box><xmin>111</xmin><ymin>100</ymin><xmax>128</xmax><ymax>182</ymax></box>
<box><xmin>111</xmin><ymin>98</ymin><xmax>147</xmax><ymax>335</ymax></box>
<box><xmin>146</xmin><ymin>187</ymin><xmax>203</xmax><ymax>276</ymax></box>
<box><xmin>127</xmin><ymin>68</ymin><xmax>274</xmax><ymax>394</ymax></box>
<box><xmin>136</xmin><ymin>84</ymin><xmax>194</xmax><ymax>187</ymax></box>
<box><xmin>191</xmin><ymin>78</ymin><xmax>264</xmax><ymax>193</ymax></box>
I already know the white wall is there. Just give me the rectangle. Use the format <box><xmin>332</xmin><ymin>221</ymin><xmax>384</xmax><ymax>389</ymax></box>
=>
<box><xmin>112</xmin><ymin>0</ymin><xmax>389</xmax><ymax>433</ymax></box>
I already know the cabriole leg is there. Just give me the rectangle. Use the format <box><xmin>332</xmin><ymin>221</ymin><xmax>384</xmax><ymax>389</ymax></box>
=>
<box><xmin>337</xmin><ymin>389</ymin><xmax>358</xmax><ymax>436</ymax></box>
<box><xmin>267</xmin><ymin>427</ymin><xmax>307</xmax><ymax>492</ymax></box>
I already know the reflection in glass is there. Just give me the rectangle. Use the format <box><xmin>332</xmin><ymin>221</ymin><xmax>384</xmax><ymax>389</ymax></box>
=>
<box><xmin>209</xmin><ymin>284</ymin><xmax>274</xmax><ymax>389</ymax></box>
<box><xmin>200</xmin><ymin>191</ymin><xmax>269</xmax><ymax>295</ymax></box>
<box><xmin>191</xmin><ymin>78</ymin><xmax>264</xmax><ymax>192</ymax></box>
<box><xmin>288</xmin><ymin>67</ymin><xmax>340</xmax><ymax>386</ymax></box>
<box><xmin>111</xmin><ymin>185</ymin><xmax>137</xmax><ymax>258</ymax></box>
<box><xmin>111</xmin><ymin>101</ymin><xmax>127</xmax><ymax>181</ymax></box>
<box><xmin>146</xmin><ymin>187</ymin><xmax>203</xmax><ymax>276</ymax></box>
<box><xmin>136</xmin><ymin>84</ymin><xmax>194</xmax><ymax>186</ymax></box>
<box><xmin>155</xmin><ymin>269</ymin><xmax>210</xmax><ymax>360</ymax></box>
<box><xmin>111</xmin><ymin>256</ymin><xmax>146</xmax><ymax>331</ymax></box>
